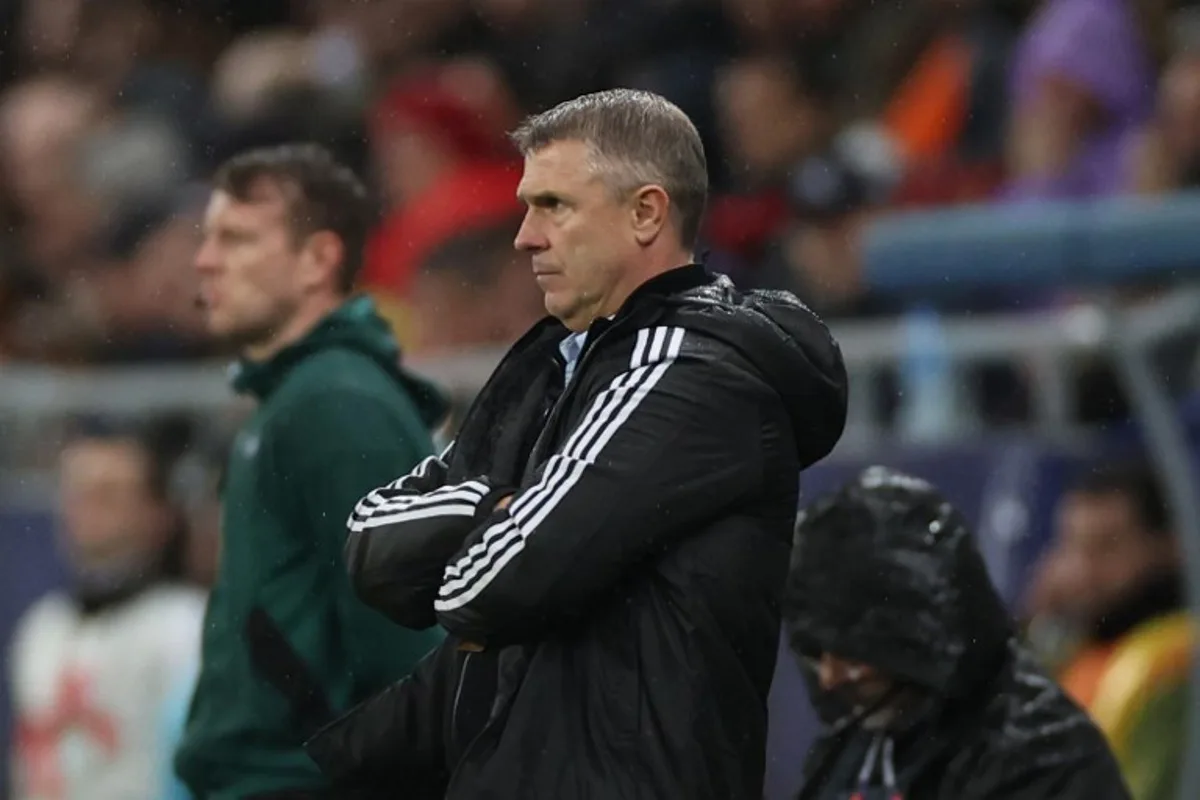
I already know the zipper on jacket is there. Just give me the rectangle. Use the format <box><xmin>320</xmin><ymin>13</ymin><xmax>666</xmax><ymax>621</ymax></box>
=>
<box><xmin>444</xmin><ymin>647</ymin><xmax>527</xmax><ymax>797</ymax></box>
<box><xmin>449</xmin><ymin>651</ymin><xmax>473</xmax><ymax>760</ymax></box>
<box><xmin>525</xmin><ymin>319</ymin><xmax>621</xmax><ymax>472</ymax></box>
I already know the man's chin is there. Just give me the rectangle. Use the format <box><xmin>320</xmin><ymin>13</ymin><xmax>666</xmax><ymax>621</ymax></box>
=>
<box><xmin>204</xmin><ymin>319</ymin><xmax>270</xmax><ymax>352</ymax></box>
<box><xmin>545</xmin><ymin>299</ymin><xmax>585</xmax><ymax>331</ymax></box>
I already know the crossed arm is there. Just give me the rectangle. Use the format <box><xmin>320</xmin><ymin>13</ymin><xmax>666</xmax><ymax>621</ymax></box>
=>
<box><xmin>344</xmin><ymin>329</ymin><xmax>764</xmax><ymax>644</ymax></box>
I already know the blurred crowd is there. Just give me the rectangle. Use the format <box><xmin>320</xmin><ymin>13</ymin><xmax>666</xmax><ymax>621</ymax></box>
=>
<box><xmin>3</xmin><ymin>0</ymin><xmax>1200</xmax><ymax>367</ymax></box>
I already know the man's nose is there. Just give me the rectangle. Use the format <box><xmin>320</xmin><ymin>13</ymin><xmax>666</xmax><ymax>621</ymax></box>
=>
<box><xmin>513</xmin><ymin>213</ymin><xmax>546</xmax><ymax>253</ymax></box>
<box><xmin>816</xmin><ymin>654</ymin><xmax>863</xmax><ymax>691</ymax></box>
<box><xmin>193</xmin><ymin>239</ymin><xmax>220</xmax><ymax>274</ymax></box>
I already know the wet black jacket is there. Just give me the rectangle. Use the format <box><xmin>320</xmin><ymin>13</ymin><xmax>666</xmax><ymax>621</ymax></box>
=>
<box><xmin>785</xmin><ymin>467</ymin><xmax>1132</xmax><ymax>800</ymax></box>
<box><xmin>303</xmin><ymin>265</ymin><xmax>848</xmax><ymax>799</ymax></box>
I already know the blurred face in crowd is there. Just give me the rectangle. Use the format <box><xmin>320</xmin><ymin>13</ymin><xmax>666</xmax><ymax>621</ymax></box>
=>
<box><xmin>375</xmin><ymin>126</ymin><xmax>456</xmax><ymax>207</ymax></box>
<box><xmin>1050</xmin><ymin>489</ymin><xmax>1177</xmax><ymax>626</ymax></box>
<box><xmin>0</xmin><ymin>77</ymin><xmax>97</xmax><ymax>219</ymax></box>
<box><xmin>1158</xmin><ymin>55</ymin><xmax>1200</xmax><ymax>170</ymax></box>
<box><xmin>786</xmin><ymin>215</ymin><xmax>867</xmax><ymax>310</ymax></box>
<box><xmin>514</xmin><ymin>139</ymin><xmax>654</xmax><ymax>331</ymax></box>
<box><xmin>413</xmin><ymin>250</ymin><xmax>545</xmax><ymax>352</ymax></box>
<box><xmin>59</xmin><ymin>437</ymin><xmax>168</xmax><ymax>569</ymax></box>
<box><xmin>716</xmin><ymin>57</ymin><xmax>823</xmax><ymax>181</ymax></box>
<box><xmin>194</xmin><ymin>179</ymin><xmax>339</xmax><ymax>358</ymax></box>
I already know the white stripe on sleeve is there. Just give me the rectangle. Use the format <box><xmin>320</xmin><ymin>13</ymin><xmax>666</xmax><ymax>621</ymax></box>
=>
<box><xmin>435</xmin><ymin>326</ymin><xmax>686</xmax><ymax>611</ymax></box>
<box><xmin>347</xmin><ymin>480</ymin><xmax>489</xmax><ymax>533</ymax></box>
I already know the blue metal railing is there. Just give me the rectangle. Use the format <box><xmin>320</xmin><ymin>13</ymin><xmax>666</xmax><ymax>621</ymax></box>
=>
<box><xmin>864</xmin><ymin>192</ymin><xmax>1200</xmax><ymax>296</ymax></box>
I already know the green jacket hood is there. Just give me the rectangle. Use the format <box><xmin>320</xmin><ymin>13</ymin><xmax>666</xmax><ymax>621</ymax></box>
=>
<box><xmin>230</xmin><ymin>295</ymin><xmax>449</xmax><ymax>428</ymax></box>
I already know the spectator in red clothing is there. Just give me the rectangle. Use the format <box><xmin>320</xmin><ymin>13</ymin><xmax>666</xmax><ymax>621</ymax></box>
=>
<box><xmin>363</xmin><ymin>60</ymin><xmax>524</xmax><ymax>344</ymax></box>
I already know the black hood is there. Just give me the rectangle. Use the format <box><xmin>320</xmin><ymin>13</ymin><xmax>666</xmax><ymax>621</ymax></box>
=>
<box><xmin>662</xmin><ymin>269</ymin><xmax>848</xmax><ymax>468</ymax></box>
<box><xmin>785</xmin><ymin>466</ymin><xmax>1014</xmax><ymax>697</ymax></box>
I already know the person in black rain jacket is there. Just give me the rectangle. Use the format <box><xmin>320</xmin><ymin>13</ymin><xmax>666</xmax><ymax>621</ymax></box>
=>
<box><xmin>298</xmin><ymin>89</ymin><xmax>849</xmax><ymax>799</ymax></box>
<box><xmin>786</xmin><ymin>466</ymin><xmax>1132</xmax><ymax>800</ymax></box>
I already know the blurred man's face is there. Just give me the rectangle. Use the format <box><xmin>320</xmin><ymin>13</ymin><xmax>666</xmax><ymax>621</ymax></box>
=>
<box><xmin>514</xmin><ymin>139</ymin><xmax>639</xmax><ymax>331</ymax></box>
<box><xmin>785</xmin><ymin>215</ymin><xmax>865</xmax><ymax>310</ymax></box>
<box><xmin>194</xmin><ymin>182</ymin><xmax>307</xmax><ymax>354</ymax></box>
<box><xmin>412</xmin><ymin>250</ymin><xmax>545</xmax><ymax>352</ymax></box>
<box><xmin>1159</xmin><ymin>57</ymin><xmax>1200</xmax><ymax>167</ymax></box>
<box><xmin>1052</xmin><ymin>490</ymin><xmax>1175</xmax><ymax>626</ymax></box>
<box><xmin>59</xmin><ymin>438</ymin><xmax>165</xmax><ymax>568</ymax></box>
<box><xmin>0</xmin><ymin>78</ymin><xmax>96</xmax><ymax>216</ymax></box>
<box><xmin>375</xmin><ymin>127</ymin><xmax>455</xmax><ymax>208</ymax></box>
<box><xmin>716</xmin><ymin>59</ymin><xmax>822</xmax><ymax>181</ymax></box>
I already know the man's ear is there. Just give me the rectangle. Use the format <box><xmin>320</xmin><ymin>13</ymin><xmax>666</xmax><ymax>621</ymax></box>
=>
<box><xmin>630</xmin><ymin>185</ymin><xmax>670</xmax><ymax>246</ymax></box>
<box><xmin>298</xmin><ymin>230</ymin><xmax>345</xmax><ymax>291</ymax></box>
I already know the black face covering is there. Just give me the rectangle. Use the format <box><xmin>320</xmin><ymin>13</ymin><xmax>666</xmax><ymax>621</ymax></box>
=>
<box><xmin>802</xmin><ymin>660</ymin><xmax>907</xmax><ymax>731</ymax></box>
<box><xmin>803</xmin><ymin>659</ymin><xmax>939</xmax><ymax>739</ymax></box>
<box><xmin>812</xmin><ymin>680</ymin><xmax>858</xmax><ymax>726</ymax></box>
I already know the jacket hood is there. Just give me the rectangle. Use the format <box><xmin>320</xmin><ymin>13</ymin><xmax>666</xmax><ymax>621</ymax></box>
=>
<box><xmin>231</xmin><ymin>295</ymin><xmax>449</xmax><ymax>427</ymax></box>
<box><xmin>784</xmin><ymin>466</ymin><xmax>1014</xmax><ymax>697</ymax></box>
<box><xmin>664</xmin><ymin>269</ymin><xmax>847</xmax><ymax>468</ymax></box>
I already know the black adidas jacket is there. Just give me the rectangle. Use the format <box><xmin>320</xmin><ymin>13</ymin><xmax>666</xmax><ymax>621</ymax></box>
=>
<box><xmin>304</xmin><ymin>265</ymin><xmax>848</xmax><ymax>799</ymax></box>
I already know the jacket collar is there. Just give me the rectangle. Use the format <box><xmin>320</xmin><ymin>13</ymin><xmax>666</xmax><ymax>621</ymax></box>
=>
<box><xmin>616</xmin><ymin>263</ymin><xmax>712</xmax><ymax>316</ymax></box>
<box><xmin>230</xmin><ymin>295</ymin><xmax>387</xmax><ymax>400</ymax></box>
<box><xmin>512</xmin><ymin>264</ymin><xmax>715</xmax><ymax>354</ymax></box>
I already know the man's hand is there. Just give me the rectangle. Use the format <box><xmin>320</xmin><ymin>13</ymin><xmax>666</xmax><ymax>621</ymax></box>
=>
<box><xmin>495</xmin><ymin>494</ymin><xmax>514</xmax><ymax>510</ymax></box>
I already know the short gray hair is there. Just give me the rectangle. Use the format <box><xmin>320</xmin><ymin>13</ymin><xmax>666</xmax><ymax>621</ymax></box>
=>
<box><xmin>510</xmin><ymin>89</ymin><xmax>709</xmax><ymax>248</ymax></box>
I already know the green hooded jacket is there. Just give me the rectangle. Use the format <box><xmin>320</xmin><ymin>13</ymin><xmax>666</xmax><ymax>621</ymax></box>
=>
<box><xmin>175</xmin><ymin>296</ymin><xmax>447</xmax><ymax>799</ymax></box>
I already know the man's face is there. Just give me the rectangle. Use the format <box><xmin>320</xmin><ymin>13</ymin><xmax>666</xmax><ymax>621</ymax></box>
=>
<box><xmin>0</xmin><ymin>78</ymin><xmax>96</xmax><ymax>215</ymax></box>
<box><xmin>715</xmin><ymin>59</ymin><xmax>821</xmax><ymax>180</ymax></box>
<box><xmin>1160</xmin><ymin>58</ymin><xmax>1200</xmax><ymax>166</ymax></box>
<box><xmin>514</xmin><ymin>139</ymin><xmax>638</xmax><ymax>332</ymax></box>
<box><xmin>1052</xmin><ymin>490</ymin><xmax>1173</xmax><ymax>626</ymax></box>
<box><xmin>785</xmin><ymin>215</ymin><xmax>864</xmax><ymax>308</ymax></box>
<box><xmin>812</xmin><ymin>653</ymin><xmax>897</xmax><ymax>729</ymax></box>
<box><xmin>193</xmin><ymin>183</ymin><xmax>305</xmax><ymax>349</ymax></box>
<box><xmin>413</xmin><ymin>248</ymin><xmax>546</xmax><ymax>352</ymax></box>
<box><xmin>59</xmin><ymin>438</ymin><xmax>164</xmax><ymax>568</ymax></box>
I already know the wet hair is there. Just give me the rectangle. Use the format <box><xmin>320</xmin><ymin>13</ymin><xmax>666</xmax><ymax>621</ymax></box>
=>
<box><xmin>510</xmin><ymin>89</ymin><xmax>708</xmax><ymax>248</ymax></box>
<box><xmin>212</xmin><ymin>142</ymin><xmax>371</xmax><ymax>292</ymax></box>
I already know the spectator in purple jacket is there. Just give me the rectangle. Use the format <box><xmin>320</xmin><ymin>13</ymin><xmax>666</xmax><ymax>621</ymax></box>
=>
<box><xmin>1004</xmin><ymin>0</ymin><xmax>1162</xmax><ymax>201</ymax></box>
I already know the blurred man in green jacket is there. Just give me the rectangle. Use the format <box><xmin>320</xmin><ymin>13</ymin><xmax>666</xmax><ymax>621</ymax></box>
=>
<box><xmin>174</xmin><ymin>144</ymin><xmax>446</xmax><ymax>799</ymax></box>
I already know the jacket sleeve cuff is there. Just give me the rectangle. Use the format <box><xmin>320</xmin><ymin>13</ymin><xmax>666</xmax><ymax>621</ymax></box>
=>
<box><xmin>473</xmin><ymin>484</ymin><xmax>516</xmax><ymax>524</ymax></box>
